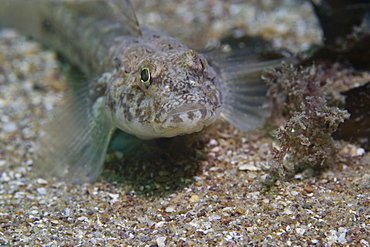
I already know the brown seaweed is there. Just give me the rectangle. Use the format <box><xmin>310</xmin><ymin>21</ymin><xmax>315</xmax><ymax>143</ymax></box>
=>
<box><xmin>263</xmin><ymin>64</ymin><xmax>350</xmax><ymax>178</ymax></box>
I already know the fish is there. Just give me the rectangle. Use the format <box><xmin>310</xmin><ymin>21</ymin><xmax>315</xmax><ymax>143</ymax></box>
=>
<box><xmin>0</xmin><ymin>0</ymin><xmax>290</xmax><ymax>183</ymax></box>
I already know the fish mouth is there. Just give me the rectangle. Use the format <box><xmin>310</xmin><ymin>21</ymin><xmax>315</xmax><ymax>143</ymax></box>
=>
<box><xmin>160</xmin><ymin>107</ymin><xmax>214</xmax><ymax>135</ymax></box>
<box><xmin>154</xmin><ymin>95</ymin><xmax>220</xmax><ymax>136</ymax></box>
<box><xmin>156</xmin><ymin>94</ymin><xmax>214</xmax><ymax>120</ymax></box>
<box><xmin>164</xmin><ymin>106</ymin><xmax>213</xmax><ymax>125</ymax></box>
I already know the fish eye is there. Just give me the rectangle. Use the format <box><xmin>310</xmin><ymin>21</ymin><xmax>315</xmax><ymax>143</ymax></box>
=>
<box><xmin>140</xmin><ymin>67</ymin><xmax>151</xmax><ymax>89</ymax></box>
<box><xmin>200</xmin><ymin>57</ymin><xmax>207</xmax><ymax>70</ymax></box>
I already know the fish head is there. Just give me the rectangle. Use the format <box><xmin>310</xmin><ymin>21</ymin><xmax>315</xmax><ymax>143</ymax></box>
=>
<box><xmin>106</xmin><ymin>43</ymin><xmax>223</xmax><ymax>139</ymax></box>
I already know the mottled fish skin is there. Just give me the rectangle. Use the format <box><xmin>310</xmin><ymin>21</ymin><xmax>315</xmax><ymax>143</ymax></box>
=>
<box><xmin>0</xmin><ymin>0</ymin><xmax>287</xmax><ymax>182</ymax></box>
<box><xmin>105</xmin><ymin>29</ymin><xmax>223</xmax><ymax>138</ymax></box>
<box><xmin>0</xmin><ymin>0</ymin><xmax>223</xmax><ymax>138</ymax></box>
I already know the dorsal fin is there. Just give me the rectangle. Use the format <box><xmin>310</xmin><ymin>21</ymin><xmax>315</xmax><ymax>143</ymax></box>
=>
<box><xmin>107</xmin><ymin>0</ymin><xmax>142</xmax><ymax>37</ymax></box>
<box><xmin>62</xmin><ymin>0</ymin><xmax>142</xmax><ymax>37</ymax></box>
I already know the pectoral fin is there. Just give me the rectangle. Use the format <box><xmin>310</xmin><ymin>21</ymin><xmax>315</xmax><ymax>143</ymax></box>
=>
<box><xmin>208</xmin><ymin>48</ymin><xmax>295</xmax><ymax>131</ymax></box>
<box><xmin>33</xmin><ymin>80</ymin><xmax>115</xmax><ymax>183</ymax></box>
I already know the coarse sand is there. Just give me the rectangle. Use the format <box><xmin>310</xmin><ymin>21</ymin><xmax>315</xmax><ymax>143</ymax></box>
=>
<box><xmin>0</xmin><ymin>0</ymin><xmax>369</xmax><ymax>246</ymax></box>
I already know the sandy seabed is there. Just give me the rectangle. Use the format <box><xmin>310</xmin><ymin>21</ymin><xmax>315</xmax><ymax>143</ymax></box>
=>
<box><xmin>0</xmin><ymin>0</ymin><xmax>369</xmax><ymax>246</ymax></box>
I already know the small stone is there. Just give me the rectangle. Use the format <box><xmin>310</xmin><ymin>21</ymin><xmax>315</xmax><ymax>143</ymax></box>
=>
<box><xmin>355</xmin><ymin>148</ymin><xmax>365</xmax><ymax>156</ymax></box>
<box><xmin>294</xmin><ymin>174</ymin><xmax>304</xmax><ymax>180</ymax></box>
<box><xmin>360</xmin><ymin>240</ymin><xmax>369</xmax><ymax>245</ymax></box>
<box><xmin>0</xmin><ymin>160</ymin><xmax>6</xmax><ymax>167</ymax></box>
<box><xmin>64</xmin><ymin>208</ymin><xmax>72</xmax><ymax>217</ymax></box>
<box><xmin>36</xmin><ymin>187</ymin><xmax>46</xmax><ymax>195</ymax></box>
<box><xmin>209</xmin><ymin>214</ymin><xmax>221</xmax><ymax>221</ymax></box>
<box><xmin>77</xmin><ymin>216</ymin><xmax>88</xmax><ymax>222</ymax></box>
<box><xmin>283</xmin><ymin>208</ymin><xmax>294</xmax><ymax>215</ymax></box>
<box><xmin>165</xmin><ymin>206</ymin><xmax>176</xmax><ymax>213</ymax></box>
<box><xmin>303</xmin><ymin>185</ymin><xmax>314</xmax><ymax>193</ymax></box>
<box><xmin>235</xmin><ymin>208</ymin><xmax>245</xmax><ymax>215</ymax></box>
<box><xmin>238</xmin><ymin>162</ymin><xmax>259</xmax><ymax>171</ymax></box>
<box><xmin>36</xmin><ymin>178</ymin><xmax>48</xmax><ymax>185</ymax></box>
<box><xmin>1</xmin><ymin>172</ymin><xmax>10</xmax><ymax>182</ymax></box>
<box><xmin>189</xmin><ymin>195</ymin><xmax>200</xmax><ymax>202</ymax></box>
<box><xmin>108</xmin><ymin>193</ymin><xmax>119</xmax><ymax>203</ymax></box>
<box><xmin>296</xmin><ymin>227</ymin><xmax>306</xmax><ymax>235</ymax></box>
<box><xmin>156</xmin><ymin>236</ymin><xmax>166</xmax><ymax>247</ymax></box>
<box><xmin>50</xmin><ymin>219</ymin><xmax>59</xmax><ymax>225</ymax></box>
<box><xmin>209</xmin><ymin>139</ymin><xmax>218</xmax><ymax>146</ymax></box>
<box><xmin>2</xmin><ymin>122</ymin><xmax>17</xmax><ymax>132</ymax></box>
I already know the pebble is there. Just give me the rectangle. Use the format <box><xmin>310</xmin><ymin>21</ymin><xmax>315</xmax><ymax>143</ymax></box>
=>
<box><xmin>189</xmin><ymin>195</ymin><xmax>200</xmax><ymax>202</ymax></box>
<box><xmin>165</xmin><ymin>206</ymin><xmax>176</xmax><ymax>213</ymax></box>
<box><xmin>0</xmin><ymin>160</ymin><xmax>6</xmax><ymax>167</ymax></box>
<box><xmin>235</xmin><ymin>208</ymin><xmax>245</xmax><ymax>215</ymax></box>
<box><xmin>303</xmin><ymin>185</ymin><xmax>314</xmax><ymax>193</ymax></box>
<box><xmin>36</xmin><ymin>187</ymin><xmax>46</xmax><ymax>195</ymax></box>
<box><xmin>156</xmin><ymin>237</ymin><xmax>166</xmax><ymax>247</ymax></box>
<box><xmin>208</xmin><ymin>139</ymin><xmax>218</xmax><ymax>146</ymax></box>
<box><xmin>2</xmin><ymin>122</ymin><xmax>17</xmax><ymax>132</ymax></box>
<box><xmin>238</xmin><ymin>162</ymin><xmax>260</xmax><ymax>171</ymax></box>
<box><xmin>36</xmin><ymin>178</ymin><xmax>48</xmax><ymax>184</ymax></box>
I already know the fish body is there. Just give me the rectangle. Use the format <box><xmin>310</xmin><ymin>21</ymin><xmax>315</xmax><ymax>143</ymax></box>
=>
<box><xmin>0</xmin><ymin>0</ymin><xmax>286</xmax><ymax>182</ymax></box>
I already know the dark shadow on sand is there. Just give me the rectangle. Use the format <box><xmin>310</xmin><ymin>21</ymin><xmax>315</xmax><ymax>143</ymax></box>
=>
<box><xmin>101</xmin><ymin>130</ymin><xmax>206</xmax><ymax>196</ymax></box>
